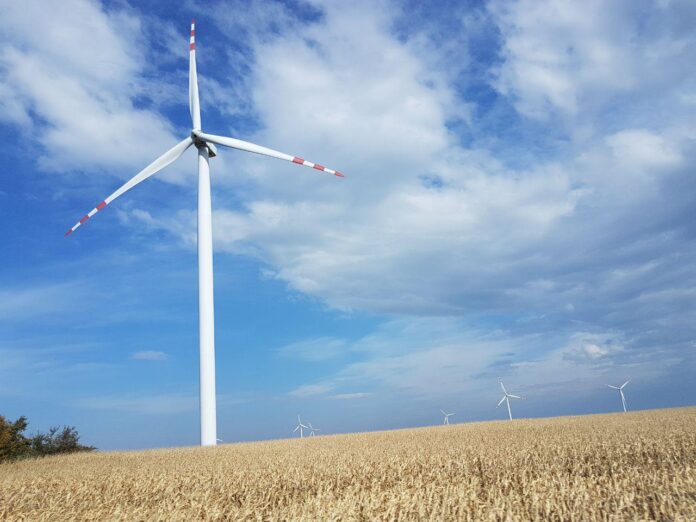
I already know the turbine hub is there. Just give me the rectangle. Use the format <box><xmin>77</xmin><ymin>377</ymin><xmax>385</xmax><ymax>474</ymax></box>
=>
<box><xmin>191</xmin><ymin>131</ymin><xmax>217</xmax><ymax>157</ymax></box>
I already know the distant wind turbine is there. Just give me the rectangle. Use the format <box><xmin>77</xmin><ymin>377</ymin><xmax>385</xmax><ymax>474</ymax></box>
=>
<box><xmin>308</xmin><ymin>422</ymin><xmax>320</xmax><ymax>437</ymax></box>
<box><xmin>607</xmin><ymin>380</ymin><xmax>630</xmax><ymax>412</ymax></box>
<box><xmin>64</xmin><ymin>20</ymin><xmax>344</xmax><ymax>447</ymax></box>
<box><xmin>440</xmin><ymin>409</ymin><xmax>454</xmax><ymax>425</ymax></box>
<box><xmin>293</xmin><ymin>415</ymin><xmax>309</xmax><ymax>438</ymax></box>
<box><xmin>497</xmin><ymin>381</ymin><xmax>522</xmax><ymax>421</ymax></box>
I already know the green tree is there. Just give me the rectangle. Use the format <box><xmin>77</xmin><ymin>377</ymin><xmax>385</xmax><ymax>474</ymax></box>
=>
<box><xmin>0</xmin><ymin>415</ymin><xmax>31</xmax><ymax>462</ymax></box>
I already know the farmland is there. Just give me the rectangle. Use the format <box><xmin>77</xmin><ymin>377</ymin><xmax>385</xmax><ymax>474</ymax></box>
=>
<box><xmin>1</xmin><ymin>407</ymin><xmax>695</xmax><ymax>521</ymax></box>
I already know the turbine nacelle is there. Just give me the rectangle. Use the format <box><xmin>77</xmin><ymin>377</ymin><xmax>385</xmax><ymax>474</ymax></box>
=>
<box><xmin>191</xmin><ymin>132</ymin><xmax>217</xmax><ymax>157</ymax></box>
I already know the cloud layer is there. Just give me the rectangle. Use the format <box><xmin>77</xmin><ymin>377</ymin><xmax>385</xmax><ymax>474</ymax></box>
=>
<box><xmin>192</xmin><ymin>0</ymin><xmax>696</xmax><ymax>398</ymax></box>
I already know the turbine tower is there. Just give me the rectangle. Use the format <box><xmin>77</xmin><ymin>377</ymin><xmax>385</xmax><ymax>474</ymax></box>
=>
<box><xmin>497</xmin><ymin>381</ymin><xmax>522</xmax><ymax>421</ymax></box>
<box><xmin>440</xmin><ymin>409</ymin><xmax>454</xmax><ymax>425</ymax></box>
<box><xmin>607</xmin><ymin>380</ymin><xmax>630</xmax><ymax>412</ymax></box>
<box><xmin>293</xmin><ymin>416</ymin><xmax>309</xmax><ymax>438</ymax></box>
<box><xmin>64</xmin><ymin>20</ymin><xmax>344</xmax><ymax>446</ymax></box>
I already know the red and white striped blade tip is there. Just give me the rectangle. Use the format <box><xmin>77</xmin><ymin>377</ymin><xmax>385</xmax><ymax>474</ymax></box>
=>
<box><xmin>64</xmin><ymin>200</ymin><xmax>108</xmax><ymax>237</ymax></box>
<box><xmin>291</xmin><ymin>156</ymin><xmax>345</xmax><ymax>178</ymax></box>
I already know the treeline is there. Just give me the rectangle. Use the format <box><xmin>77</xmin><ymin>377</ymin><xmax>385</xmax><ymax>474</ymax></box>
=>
<box><xmin>0</xmin><ymin>415</ymin><xmax>95</xmax><ymax>462</ymax></box>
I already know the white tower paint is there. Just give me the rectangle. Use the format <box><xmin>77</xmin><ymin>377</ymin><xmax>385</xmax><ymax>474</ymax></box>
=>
<box><xmin>197</xmin><ymin>145</ymin><xmax>217</xmax><ymax>446</ymax></box>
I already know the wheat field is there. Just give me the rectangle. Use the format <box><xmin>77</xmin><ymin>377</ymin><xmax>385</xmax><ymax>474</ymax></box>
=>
<box><xmin>1</xmin><ymin>407</ymin><xmax>695</xmax><ymax>521</ymax></box>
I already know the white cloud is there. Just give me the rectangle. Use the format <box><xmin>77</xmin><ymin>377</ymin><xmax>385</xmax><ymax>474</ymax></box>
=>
<box><xmin>561</xmin><ymin>332</ymin><xmax>622</xmax><ymax>363</ymax></box>
<box><xmin>583</xmin><ymin>344</ymin><xmax>608</xmax><ymax>360</ymax></box>
<box><xmin>74</xmin><ymin>393</ymin><xmax>197</xmax><ymax>415</ymax></box>
<box><xmin>0</xmin><ymin>0</ymin><xmax>192</xmax><ymax>184</ymax></box>
<box><xmin>284</xmin><ymin>318</ymin><xmax>517</xmax><ymax>400</ymax></box>
<box><xmin>131</xmin><ymin>350</ymin><xmax>168</xmax><ymax>361</ymax></box>
<box><xmin>605</xmin><ymin>129</ymin><xmax>681</xmax><ymax>170</ymax></box>
<box><xmin>490</xmin><ymin>0</ymin><xmax>633</xmax><ymax>118</ymax></box>
<box><xmin>276</xmin><ymin>337</ymin><xmax>347</xmax><ymax>362</ymax></box>
<box><xmin>329</xmin><ymin>392</ymin><xmax>373</xmax><ymax>400</ymax></box>
<box><xmin>489</xmin><ymin>0</ymin><xmax>696</xmax><ymax>124</ymax></box>
<box><xmin>287</xmin><ymin>383</ymin><xmax>334</xmax><ymax>398</ymax></box>
<box><xmin>0</xmin><ymin>343</ymin><xmax>97</xmax><ymax>372</ymax></box>
<box><xmin>0</xmin><ymin>283</ymin><xmax>88</xmax><ymax>322</ymax></box>
<box><xmin>279</xmin><ymin>316</ymin><xmax>687</xmax><ymax>409</ymax></box>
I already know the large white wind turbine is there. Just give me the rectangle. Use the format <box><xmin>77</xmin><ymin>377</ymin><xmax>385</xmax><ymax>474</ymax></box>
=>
<box><xmin>293</xmin><ymin>415</ymin><xmax>309</xmax><ymax>438</ymax></box>
<box><xmin>497</xmin><ymin>381</ymin><xmax>522</xmax><ymax>421</ymax></box>
<box><xmin>607</xmin><ymin>380</ymin><xmax>630</xmax><ymax>412</ymax></box>
<box><xmin>65</xmin><ymin>20</ymin><xmax>344</xmax><ymax>447</ymax></box>
<box><xmin>440</xmin><ymin>409</ymin><xmax>454</xmax><ymax>425</ymax></box>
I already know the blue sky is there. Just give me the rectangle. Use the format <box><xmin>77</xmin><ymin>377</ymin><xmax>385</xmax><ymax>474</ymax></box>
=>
<box><xmin>1</xmin><ymin>0</ymin><xmax>695</xmax><ymax>450</ymax></box>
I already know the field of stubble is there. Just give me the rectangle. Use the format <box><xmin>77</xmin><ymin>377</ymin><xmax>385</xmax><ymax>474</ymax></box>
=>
<box><xmin>1</xmin><ymin>407</ymin><xmax>695</xmax><ymax>521</ymax></box>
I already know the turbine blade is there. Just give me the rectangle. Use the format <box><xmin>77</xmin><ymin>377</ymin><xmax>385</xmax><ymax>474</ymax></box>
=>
<box><xmin>293</xmin><ymin>426</ymin><xmax>299</xmax><ymax>432</ymax></box>
<box><xmin>189</xmin><ymin>19</ymin><xmax>201</xmax><ymax>129</ymax></box>
<box><xmin>193</xmin><ymin>130</ymin><xmax>345</xmax><ymax>178</ymax></box>
<box><xmin>497</xmin><ymin>396</ymin><xmax>506</xmax><ymax>407</ymax></box>
<box><xmin>621</xmin><ymin>380</ymin><xmax>630</xmax><ymax>389</ymax></box>
<box><xmin>440</xmin><ymin>409</ymin><xmax>446</xmax><ymax>415</ymax></box>
<box><xmin>499</xmin><ymin>381</ymin><xmax>507</xmax><ymax>394</ymax></box>
<box><xmin>64</xmin><ymin>137</ymin><xmax>193</xmax><ymax>237</ymax></box>
<box><xmin>607</xmin><ymin>385</ymin><xmax>619</xmax><ymax>389</ymax></box>
<box><xmin>508</xmin><ymin>394</ymin><xmax>522</xmax><ymax>399</ymax></box>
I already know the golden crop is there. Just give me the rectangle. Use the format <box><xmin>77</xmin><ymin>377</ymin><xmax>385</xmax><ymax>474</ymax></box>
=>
<box><xmin>1</xmin><ymin>407</ymin><xmax>695</xmax><ymax>521</ymax></box>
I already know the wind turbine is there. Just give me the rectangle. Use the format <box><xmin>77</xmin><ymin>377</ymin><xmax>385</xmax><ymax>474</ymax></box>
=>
<box><xmin>64</xmin><ymin>20</ymin><xmax>344</xmax><ymax>447</ymax></box>
<box><xmin>497</xmin><ymin>381</ymin><xmax>522</xmax><ymax>421</ymax></box>
<box><xmin>293</xmin><ymin>415</ymin><xmax>309</xmax><ymax>438</ymax></box>
<box><xmin>440</xmin><ymin>409</ymin><xmax>454</xmax><ymax>425</ymax></box>
<box><xmin>307</xmin><ymin>422</ymin><xmax>320</xmax><ymax>437</ymax></box>
<box><xmin>607</xmin><ymin>379</ymin><xmax>630</xmax><ymax>412</ymax></box>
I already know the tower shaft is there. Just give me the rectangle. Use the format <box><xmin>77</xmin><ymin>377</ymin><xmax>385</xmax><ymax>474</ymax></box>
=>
<box><xmin>198</xmin><ymin>146</ymin><xmax>217</xmax><ymax>446</ymax></box>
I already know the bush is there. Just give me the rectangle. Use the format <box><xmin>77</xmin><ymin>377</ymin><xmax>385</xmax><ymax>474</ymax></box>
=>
<box><xmin>31</xmin><ymin>426</ymin><xmax>95</xmax><ymax>456</ymax></box>
<box><xmin>0</xmin><ymin>415</ymin><xmax>95</xmax><ymax>462</ymax></box>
